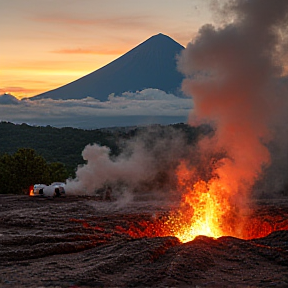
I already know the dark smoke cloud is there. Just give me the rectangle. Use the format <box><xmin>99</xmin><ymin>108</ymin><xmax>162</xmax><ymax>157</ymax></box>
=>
<box><xmin>177</xmin><ymin>0</ymin><xmax>288</xmax><ymax>196</ymax></box>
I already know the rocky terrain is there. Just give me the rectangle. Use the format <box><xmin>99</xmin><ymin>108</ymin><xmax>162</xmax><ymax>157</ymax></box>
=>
<box><xmin>1</xmin><ymin>194</ymin><xmax>288</xmax><ymax>288</ymax></box>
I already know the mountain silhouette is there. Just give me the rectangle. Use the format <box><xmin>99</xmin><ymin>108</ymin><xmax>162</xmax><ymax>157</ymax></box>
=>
<box><xmin>0</xmin><ymin>93</ymin><xmax>20</xmax><ymax>105</ymax></box>
<box><xmin>31</xmin><ymin>33</ymin><xmax>185</xmax><ymax>101</ymax></box>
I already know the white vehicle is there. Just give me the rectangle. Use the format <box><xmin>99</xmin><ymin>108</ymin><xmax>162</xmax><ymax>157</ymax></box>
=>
<box><xmin>50</xmin><ymin>182</ymin><xmax>66</xmax><ymax>197</ymax></box>
<box><xmin>30</xmin><ymin>184</ymin><xmax>47</xmax><ymax>196</ymax></box>
<box><xmin>29</xmin><ymin>182</ymin><xmax>66</xmax><ymax>197</ymax></box>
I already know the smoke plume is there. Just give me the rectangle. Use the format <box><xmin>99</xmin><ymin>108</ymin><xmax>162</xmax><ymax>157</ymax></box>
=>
<box><xmin>177</xmin><ymin>0</ymin><xmax>288</xmax><ymax>198</ymax></box>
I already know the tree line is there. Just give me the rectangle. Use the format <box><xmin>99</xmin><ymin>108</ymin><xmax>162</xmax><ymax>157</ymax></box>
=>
<box><xmin>0</xmin><ymin>121</ymin><xmax>120</xmax><ymax>172</ymax></box>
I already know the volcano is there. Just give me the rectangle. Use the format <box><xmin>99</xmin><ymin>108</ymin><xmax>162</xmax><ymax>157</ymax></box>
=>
<box><xmin>31</xmin><ymin>33</ymin><xmax>184</xmax><ymax>101</ymax></box>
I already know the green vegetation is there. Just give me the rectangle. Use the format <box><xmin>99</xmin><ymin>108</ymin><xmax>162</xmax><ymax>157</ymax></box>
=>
<box><xmin>0</xmin><ymin>148</ymin><xmax>69</xmax><ymax>194</ymax></box>
<box><xmin>0</xmin><ymin>121</ymin><xmax>212</xmax><ymax>194</ymax></box>
<box><xmin>0</xmin><ymin>121</ymin><xmax>120</xmax><ymax>175</ymax></box>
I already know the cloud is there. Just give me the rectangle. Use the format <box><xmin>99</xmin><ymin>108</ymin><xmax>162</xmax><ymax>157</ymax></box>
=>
<box><xmin>32</xmin><ymin>14</ymin><xmax>157</xmax><ymax>30</ymax></box>
<box><xmin>52</xmin><ymin>47</ymin><xmax>126</xmax><ymax>55</ymax></box>
<box><xmin>0</xmin><ymin>89</ymin><xmax>192</xmax><ymax>128</ymax></box>
<box><xmin>115</xmin><ymin>89</ymin><xmax>182</xmax><ymax>101</ymax></box>
<box><xmin>0</xmin><ymin>87</ymin><xmax>40</xmax><ymax>96</ymax></box>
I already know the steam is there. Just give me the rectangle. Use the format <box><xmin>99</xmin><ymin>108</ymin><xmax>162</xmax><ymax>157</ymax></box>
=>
<box><xmin>66</xmin><ymin>126</ymin><xmax>192</xmax><ymax>200</ymax></box>
<box><xmin>66</xmin><ymin>143</ymin><xmax>154</xmax><ymax>194</ymax></box>
<box><xmin>177</xmin><ymin>0</ymin><xmax>288</xmax><ymax>197</ymax></box>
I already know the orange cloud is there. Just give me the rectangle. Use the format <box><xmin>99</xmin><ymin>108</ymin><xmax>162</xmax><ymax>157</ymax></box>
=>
<box><xmin>52</xmin><ymin>47</ymin><xmax>126</xmax><ymax>55</ymax></box>
<box><xmin>0</xmin><ymin>87</ymin><xmax>42</xmax><ymax>98</ymax></box>
<box><xmin>32</xmin><ymin>14</ymin><xmax>157</xmax><ymax>30</ymax></box>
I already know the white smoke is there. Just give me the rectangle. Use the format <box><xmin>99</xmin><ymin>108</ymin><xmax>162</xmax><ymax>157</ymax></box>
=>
<box><xmin>65</xmin><ymin>125</ymin><xmax>195</xmax><ymax>199</ymax></box>
<box><xmin>66</xmin><ymin>142</ymin><xmax>154</xmax><ymax>195</ymax></box>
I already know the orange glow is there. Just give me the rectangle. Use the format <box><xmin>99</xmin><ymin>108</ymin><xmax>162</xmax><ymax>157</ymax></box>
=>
<box><xmin>0</xmin><ymin>68</ymin><xmax>93</xmax><ymax>99</ymax></box>
<box><xmin>108</xmin><ymin>158</ymin><xmax>288</xmax><ymax>242</ymax></box>
<box><xmin>71</xmin><ymin>165</ymin><xmax>288</xmax><ymax>244</ymax></box>
<box><xmin>29</xmin><ymin>186</ymin><xmax>34</xmax><ymax>196</ymax></box>
<box><xmin>0</xmin><ymin>51</ymin><xmax>123</xmax><ymax>98</ymax></box>
<box><xmin>52</xmin><ymin>48</ymin><xmax>127</xmax><ymax>55</ymax></box>
<box><xmin>172</xmin><ymin>182</ymin><xmax>224</xmax><ymax>242</ymax></box>
<box><xmin>164</xmin><ymin>161</ymin><xmax>235</xmax><ymax>242</ymax></box>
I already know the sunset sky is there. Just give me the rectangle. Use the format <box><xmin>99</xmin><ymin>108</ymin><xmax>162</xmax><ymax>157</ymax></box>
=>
<box><xmin>0</xmin><ymin>0</ymin><xmax>213</xmax><ymax>99</ymax></box>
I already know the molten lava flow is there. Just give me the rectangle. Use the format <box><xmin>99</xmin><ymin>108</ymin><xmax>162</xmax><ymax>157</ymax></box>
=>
<box><xmin>166</xmin><ymin>161</ymin><xmax>237</xmax><ymax>243</ymax></box>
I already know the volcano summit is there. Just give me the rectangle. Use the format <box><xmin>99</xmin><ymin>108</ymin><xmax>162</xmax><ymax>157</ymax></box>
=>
<box><xmin>31</xmin><ymin>33</ymin><xmax>184</xmax><ymax>101</ymax></box>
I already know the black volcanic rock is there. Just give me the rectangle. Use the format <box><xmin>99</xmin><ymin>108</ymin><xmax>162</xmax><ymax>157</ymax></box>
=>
<box><xmin>31</xmin><ymin>33</ymin><xmax>185</xmax><ymax>101</ymax></box>
<box><xmin>1</xmin><ymin>195</ymin><xmax>288</xmax><ymax>288</ymax></box>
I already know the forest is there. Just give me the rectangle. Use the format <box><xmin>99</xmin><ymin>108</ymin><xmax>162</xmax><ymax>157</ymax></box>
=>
<box><xmin>0</xmin><ymin>121</ymin><xmax>211</xmax><ymax>194</ymax></box>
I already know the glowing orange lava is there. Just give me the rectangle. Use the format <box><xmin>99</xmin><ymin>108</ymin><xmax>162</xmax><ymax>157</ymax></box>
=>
<box><xmin>167</xmin><ymin>161</ymin><xmax>238</xmax><ymax>243</ymax></box>
<box><xmin>72</xmin><ymin>164</ymin><xmax>288</xmax><ymax>244</ymax></box>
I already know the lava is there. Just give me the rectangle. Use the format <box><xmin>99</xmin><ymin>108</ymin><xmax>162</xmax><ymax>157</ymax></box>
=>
<box><xmin>69</xmin><ymin>160</ymin><xmax>288</xmax><ymax>243</ymax></box>
<box><xmin>169</xmin><ymin>162</ymin><xmax>226</xmax><ymax>242</ymax></box>
<box><xmin>71</xmin><ymin>201</ymin><xmax>288</xmax><ymax>246</ymax></box>
<box><xmin>159</xmin><ymin>160</ymin><xmax>242</xmax><ymax>242</ymax></box>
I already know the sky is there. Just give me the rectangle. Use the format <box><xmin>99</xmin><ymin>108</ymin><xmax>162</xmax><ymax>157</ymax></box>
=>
<box><xmin>0</xmin><ymin>0</ymin><xmax>213</xmax><ymax>99</ymax></box>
